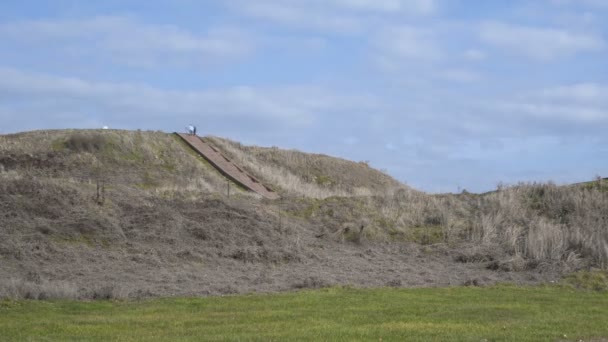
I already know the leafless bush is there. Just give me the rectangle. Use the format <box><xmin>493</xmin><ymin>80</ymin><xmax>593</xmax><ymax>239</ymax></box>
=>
<box><xmin>454</xmin><ymin>246</ymin><xmax>497</xmax><ymax>263</ymax></box>
<box><xmin>386</xmin><ymin>279</ymin><xmax>402</xmax><ymax>287</ymax></box>
<box><xmin>229</xmin><ymin>246</ymin><xmax>302</xmax><ymax>264</ymax></box>
<box><xmin>86</xmin><ymin>285</ymin><xmax>130</xmax><ymax>300</ymax></box>
<box><xmin>292</xmin><ymin>276</ymin><xmax>331</xmax><ymax>289</ymax></box>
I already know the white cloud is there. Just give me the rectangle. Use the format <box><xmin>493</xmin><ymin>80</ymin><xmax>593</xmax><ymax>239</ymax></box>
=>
<box><xmin>226</xmin><ymin>0</ymin><xmax>435</xmax><ymax>33</ymax></box>
<box><xmin>331</xmin><ymin>0</ymin><xmax>435</xmax><ymax>14</ymax></box>
<box><xmin>373</xmin><ymin>26</ymin><xmax>442</xmax><ymax>63</ymax></box>
<box><xmin>0</xmin><ymin>16</ymin><xmax>254</xmax><ymax>68</ymax></box>
<box><xmin>549</xmin><ymin>0</ymin><xmax>608</xmax><ymax>8</ymax></box>
<box><xmin>537</xmin><ymin>83</ymin><xmax>608</xmax><ymax>103</ymax></box>
<box><xmin>0</xmin><ymin>67</ymin><xmax>378</xmax><ymax>129</ymax></box>
<box><xmin>490</xmin><ymin>83</ymin><xmax>608</xmax><ymax>124</ymax></box>
<box><xmin>480</xmin><ymin>21</ymin><xmax>604</xmax><ymax>60</ymax></box>
<box><xmin>232</xmin><ymin>1</ymin><xmax>362</xmax><ymax>33</ymax></box>
<box><xmin>498</xmin><ymin>102</ymin><xmax>606</xmax><ymax>122</ymax></box>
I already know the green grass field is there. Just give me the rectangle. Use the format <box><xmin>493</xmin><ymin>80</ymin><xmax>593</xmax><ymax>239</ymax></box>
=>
<box><xmin>1</xmin><ymin>285</ymin><xmax>607</xmax><ymax>341</ymax></box>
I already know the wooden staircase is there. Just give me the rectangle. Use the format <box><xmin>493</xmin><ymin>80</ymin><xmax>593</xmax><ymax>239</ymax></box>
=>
<box><xmin>176</xmin><ymin>133</ymin><xmax>280</xmax><ymax>200</ymax></box>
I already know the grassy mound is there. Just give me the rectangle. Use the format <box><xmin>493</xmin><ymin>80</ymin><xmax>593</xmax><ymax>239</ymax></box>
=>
<box><xmin>207</xmin><ymin>136</ymin><xmax>407</xmax><ymax>198</ymax></box>
<box><xmin>0</xmin><ymin>129</ymin><xmax>607</xmax><ymax>300</ymax></box>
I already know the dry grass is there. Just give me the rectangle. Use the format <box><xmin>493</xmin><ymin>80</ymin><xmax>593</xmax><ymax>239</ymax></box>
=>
<box><xmin>0</xmin><ymin>278</ymin><xmax>135</xmax><ymax>300</ymax></box>
<box><xmin>0</xmin><ymin>278</ymin><xmax>79</xmax><ymax>300</ymax></box>
<box><xmin>470</xmin><ymin>183</ymin><xmax>608</xmax><ymax>267</ymax></box>
<box><xmin>207</xmin><ymin>136</ymin><xmax>404</xmax><ymax>199</ymax></box>
<box><xmin>339</xmin><ymin>181</ymin><xmax>608</xmax><ymax>269</ymax></box>
<box><xmin>356</xmin><ymin>179</ymin><xmax>608</xmax><ymax>268</ymax></box>
<box><xmin>1</xmin><ymin>129</ymin><xmax>607</xmax><ymax>301</ymax></box>
<box><xmin>0</xmin><ymin>129</ymin><xmax>250</xmax><ymax>199</ymax></box>
<box><xmin>2</xmin><ymin>130</ymin><xmax>606</xmax><ymax>269</ymax></box>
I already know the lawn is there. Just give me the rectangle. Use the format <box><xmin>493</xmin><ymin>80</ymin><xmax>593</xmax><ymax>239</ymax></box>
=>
<box><xmin>1</xmin><ymin>285</ymin><xmax>607</xmax><ymax>341</ymax></box>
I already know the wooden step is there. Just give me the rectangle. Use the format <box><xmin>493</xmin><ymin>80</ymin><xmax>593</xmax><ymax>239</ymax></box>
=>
<box><xmin>176</xmin><ymin>133</ymin><xmax>280</xmax><ymax>200</ymax></box>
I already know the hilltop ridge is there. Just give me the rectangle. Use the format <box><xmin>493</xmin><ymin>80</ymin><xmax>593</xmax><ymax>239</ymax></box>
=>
<box><xmin>0</xmin><ymin>129</ymin><xmax>407</xmax><ymax>199</ymax></box>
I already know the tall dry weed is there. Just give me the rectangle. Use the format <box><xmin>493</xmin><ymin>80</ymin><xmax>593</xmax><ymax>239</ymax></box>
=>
<box><xmin>474</xmin><ymin>183</ymin><xmax>608</xmax><ymax>266</ymax></box>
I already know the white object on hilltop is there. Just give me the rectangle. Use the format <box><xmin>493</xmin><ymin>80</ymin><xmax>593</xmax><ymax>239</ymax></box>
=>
<box><xmin>102</xmin><ymin>126</ymin><xmax>109</xmax><ymax>130</ymax></box>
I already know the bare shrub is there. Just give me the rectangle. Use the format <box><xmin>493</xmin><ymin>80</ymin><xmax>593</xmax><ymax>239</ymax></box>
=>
<box><xmin>454</xmin><ymin>247</ymin><xmax>497</xmax><ymax>263</ymax></box>
<box><xmin>229</xmin><ymin>246</ymin><xmax>301</xmax><ymax>264</ymax></box>
<box><xmin>87</xmin><ymin>285</ymin><xmax>130</xmax><ymax>300</ymax></box>
<box><xmin>386</xmin><ymin>279</ymin><xmax>402</xmax><ymax>287</ymax></box>
<box><xmin>462</xmin><ymin>278</ymin><xmax>483</xmax><ymax>287</ymax></box>
<box><xmin>292</xmin><ymin>276</ymin><xmax>331</xmax><ymax>289</ymax></box>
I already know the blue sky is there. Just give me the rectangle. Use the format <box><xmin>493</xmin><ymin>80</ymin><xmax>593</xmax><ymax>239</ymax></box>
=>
<box><xmin>0</xmin><ymin>0</ymin><xmax>606</xmax><ymax>193</ymax></box>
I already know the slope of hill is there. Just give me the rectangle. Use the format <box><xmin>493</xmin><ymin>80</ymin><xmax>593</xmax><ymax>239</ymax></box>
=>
<box><xmin>0</xmin><ymin>129</ymin><xmax>606</xmax><ymax>299</ymax></box>
<box><xmin>207</xmin><ymin>136</ymin><xmax>405</xmax><ymax>198</ymax></box>
<box><xmin>0</xmin><ymin>130</ymin><xmax>246</xmax><ymax>196</ymax></box>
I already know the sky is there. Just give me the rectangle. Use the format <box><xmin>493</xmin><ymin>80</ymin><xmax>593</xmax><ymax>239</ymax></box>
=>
<box><xmin>0</xmin><ymin>0</ymin><xmax>606</xmax><ymax>193</ymax></box>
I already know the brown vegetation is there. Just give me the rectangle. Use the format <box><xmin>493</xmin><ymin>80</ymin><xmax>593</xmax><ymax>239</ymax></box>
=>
<box><xmin>0</xmin><ymin>129</ymin><xmax>606</xmax><ymax>299</ymax></box>
<box><xmin>474</xmin><ymin>183</ymin><xmax>608</xmax><ymax>268</ymax></box>
<box><xmin>207</xmin><ymin>136</ymin><xmax>405</xmax><ymax>198</ymax></box>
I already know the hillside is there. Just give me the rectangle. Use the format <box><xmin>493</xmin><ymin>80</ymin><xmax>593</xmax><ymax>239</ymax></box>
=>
<box><xmin>0</xmin><ymin>130</ymin><xmax>256</xmax><ymax>196</ymax></box>
<box><xmin>206</xmin><ymin>136</ymin><xmax>404</xmax><ymax>198</ymax></box>
<box><xmin>0</xmin><ymin>129</ymin><xmax>607</xmax><ymax>299</ymax></box>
